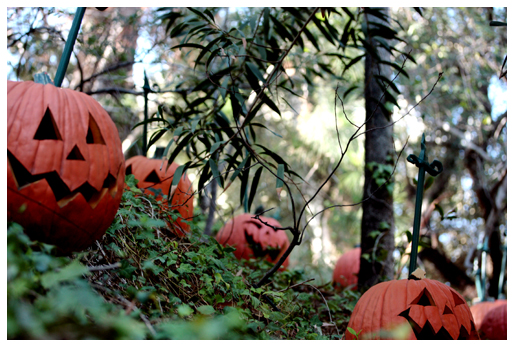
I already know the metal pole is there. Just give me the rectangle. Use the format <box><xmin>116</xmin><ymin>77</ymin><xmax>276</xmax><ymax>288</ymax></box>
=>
<box><xmin>407</xmin><ymin>133</ymin><xmax>443</xmax><ymax>275</ymax></box>
<box><xmin>54</xmin><ymin>7</ymin><xmax>86</xmax><ymax>88</ymax></box>
<box><xmin>142</xmin><ymin>70</ymin><xmax>150</xmax><ymax>156</ymax></box>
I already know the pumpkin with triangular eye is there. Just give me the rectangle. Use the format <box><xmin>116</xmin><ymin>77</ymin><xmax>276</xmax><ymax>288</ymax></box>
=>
<box><xmin>216</xmin><ymin>213</ymin><xmax>290</xmax><ymax>268</ymax></box>
<box><xmin>345</xmin><ymin>269</ymin><xmax>479</xmax><ymax>340</ymax></box>
<box><xmin>7</xmin><ymin>80</ymin><xmax>125</xmax><ymax>254</ymax></box>
<box><xmin>125</xmin><ymin>156</ymin><xmax>193</xmax><ymax>236</ymax></box>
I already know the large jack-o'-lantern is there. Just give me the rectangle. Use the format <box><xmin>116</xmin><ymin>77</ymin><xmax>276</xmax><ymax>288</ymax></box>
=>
<box><xmin>216</xmin><ymin>213</ymin><xmax>290</xmax><ymax>268</ymax></box>
<box><xmin>125</xmin><ymin>156</ymin><xmax>193</xmax><ymax>236</ymax></box>
<box><xmin>7</xmin><ymin>80</ymin><xmax>125</xmax><ymax>254</ymax></box>
<box><xmin>345</xmin><ymin>269</ymin><xmax>479</xmax><ymax>340</ymax></box>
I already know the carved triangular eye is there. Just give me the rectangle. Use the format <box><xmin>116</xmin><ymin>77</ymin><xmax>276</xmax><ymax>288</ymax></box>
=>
<box><xmin>34</xmin><ymin>107</ymin><xmax>62</xmax><ymax>140</ymax></box>
<box><xmin>125</xmin><ymin>164</ymin><xmax>133</xmax><ymax>175</ymax></box>
<box><xmin>66</xmin><ymin>145</ymin><xmax>85</xmax><ymax>160</ymax></box>
<box><xmin>451</xmin><ymin>290</ymin><xmax>465</xmax><ymax>306</ymax></box>
<box><xmin>86</xmin><ymin>114</ymin><xmax>105</xmax><ymax>144</ymax></box>
<box><xmin>412</xmin><ymin>289</ymin><xmax>435</xmax><ymax>306</ymax></box>
<box><xmin>443</xmin><ymin>305</ymin><xmax>453</xmax><ymax>315</ymax></box>
<box><xmin>144</xmin><ymin>170</ymin><xmax>161</xmax><ymax>183</ymax></box>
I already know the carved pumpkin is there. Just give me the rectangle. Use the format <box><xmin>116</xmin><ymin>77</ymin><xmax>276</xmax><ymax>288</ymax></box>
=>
<box><xmin>345</xmin><ymin>270</ymin><xmax>479</xmax><ymax>340</ymax></box>
<box><xmin>333</xmin><ymin>247</ymin><xmax>360</xmax><ymax>290</ymax></box>
<box><xmin>478</xmin><ymin>300</ymin><xmax>507</xmax><ymax>340</ymax></box>
<box><xmin>125</xmin><ymin>156</ymin><xmax>193</xmax><ymax>236</ymax></box>
<box><xmin>216</xmin><ymin>213</ymin><xmax>290</xmax><ymax>268</ymax></box>
<box><xmin>470</xmin><ymin>299</ymin><xmax>506</xmax><ymax>329</ymax></box>
<box><xmin>7</xmin><ymin>80</ymin><xmax>125</xmax><ymax>253</ymax></box>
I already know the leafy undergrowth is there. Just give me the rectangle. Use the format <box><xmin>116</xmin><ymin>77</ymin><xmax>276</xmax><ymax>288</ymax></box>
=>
<box><xmin>7</xmin><ymin>175</ymin><xmax>359</xmax><ymax>339</ymax></box>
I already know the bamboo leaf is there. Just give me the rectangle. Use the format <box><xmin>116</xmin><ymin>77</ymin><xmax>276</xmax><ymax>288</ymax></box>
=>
<box><xmin>209</xmin><ymin>158</ymin><xmax>222</xmax><ymax>187</ymax></box>
<box><xmin>239</xmin><ymin>157</ymin><xmax>251</xmax><ymax>206</ymax></box>
<box><xmin>172</xmin><ymin>164</ymin><xmax>185</xmax><ymax>186</ymax></box>
<box><xmin>197</xmin><ymin>162</ymin><xmax>212</xmax><ymax>194</ymax></box>
<box><xmin>248</xmin><ymin>166</ymin><xmax>263</xmax><ymax>212</ymax></box>
<box><xmin>276</xmin><ymin>164</ymin><xmax>284</xmax><ymax>189</ymax></box>
<box><xmin>171</xmin><ymin>43</ymin><xmax>205</xmax><ymax>50</ymax></box>
<box><xmin>246</xmin><ymin>62</ymin><xmax>266</xmax><ymax>83</ymax></box>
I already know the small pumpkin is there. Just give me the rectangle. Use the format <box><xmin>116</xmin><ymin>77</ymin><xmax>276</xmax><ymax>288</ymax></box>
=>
<box><xmin>333</xmin><ymin>247</ymin><xmax>360</xmax><ymax>290</ymax></box>
<box><xmin>216</xmin><ymin>213</ymin><xmax>290</xmax><ymax>268</ymax></box>
<box><xmin>478</xmin><ymin>300</ymin><xmax>507</xmax><ymax>340</ymax></box>
<box><xmin>345</xmin><ymin>269</ymin><xmax>479</xmax><ymax>340</ymax></box>
<box><xmin>7</xmin><ymin>80</ymin><xmax>125</xmax><ymax>253</ymax></box>
<box><xmin>125</xmin><ymin>156</ymin><xmax>193</xmax><ymax>236</ymax></box>
<box><xmin>470</xmin><ymin>299</ymin><xmax>506</xmax><ymax>329</ymax></box>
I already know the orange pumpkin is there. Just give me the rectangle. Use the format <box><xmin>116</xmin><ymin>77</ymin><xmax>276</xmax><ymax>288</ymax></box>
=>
<box><xmin>216</xmin><ymin>213</ymin><xmax>290</xmax><ymax>268</ymax></box>
<box><xmin>7</xmin><ymin>80</ymin><xmax>125</xmax><ymax>253</ymax></box>
<box><xmin>333</xmin><ymin>247</ymin><xmax>360</xmax><ymax>290</ymax></box>
<box><xmin>470</xmin><ymin>299</ymin><xmax>506</xmax><ymax>329</ymax></box>
<box><xmin>345</xmin><ymin>270</ymin><xmax>479</xmax><ymax>340</ymax></box>
<box><xmin>478</xmin><ymin>300</ymin><xmax>507</xmax><ymax>340</ymax></box>
<box><xmin>125</xmin><ymin>156</ymin><xmax>193</xmax><ymax>236</ymax></box>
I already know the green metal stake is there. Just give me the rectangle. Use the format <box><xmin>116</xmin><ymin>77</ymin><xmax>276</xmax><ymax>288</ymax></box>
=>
<box><xmin>54</xmin><ymin>7</ymin><xmax>86</xmax><ymax>88</ymax></box>
<box><xmin>142</xmin><ymin>70</ymin><xmax>151</xmax><ymax>156</ymax></box>
<box><xmin>407</xmin><ymin>133</ymin><xmax>443</xmax><ymax>275</ymax></box>
<box><xmin>498</xmin><ymin>243</ymin><xmax>507</xmax><ymax>299</ymax></box>
<box><xmin>475</xmin><ymin>237</ymin><xmax>489</xmax><ymax>301</ymax></box>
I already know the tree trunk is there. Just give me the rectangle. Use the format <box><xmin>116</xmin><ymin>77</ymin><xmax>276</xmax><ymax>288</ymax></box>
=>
<box><xmin>358</xmin><ymin>7</ymin><xmax>396</xmax><ymax>290</ymax></box>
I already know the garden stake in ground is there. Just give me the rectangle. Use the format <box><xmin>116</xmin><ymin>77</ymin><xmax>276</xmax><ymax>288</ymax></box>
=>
<box><xmin>406</xmin><ymin>133</ymin><xmax>443</xmax><ymax>274</ymax></box>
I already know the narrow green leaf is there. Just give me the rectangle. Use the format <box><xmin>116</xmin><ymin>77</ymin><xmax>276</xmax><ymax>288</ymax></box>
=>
<box><xmin>171</xmin><ymin>43</ymin><xmax>205</xmax><ymax>50</ymax></box>
<box><xmin>187</xmin><ymin>7</ymin><xmax>211</xmax><ymax>23</ymax></box>
<box><xmin>168</xmin><ymin>133</ymin><xmax>193</xmax><ymax>166</ymax></box>
<box><xmin>270</xmin><ymin>14</ymin><xmax>293</xmax><ymax>41</ymax></box>
<box><xmin>280</xmin><ymin>97</ymin><xmax>299</xmax><ymax>115</ymax></box>
<box><xmin>209</xmin><ymin>158</ymin><xmax>222</xmax><ymax>187</ymax></box>
<box><xmin>172</xmin><ymin>164</ymin><xmax>185</xmax><ymax>186</ymax></box>
<box><xmin>239</xmin><ymin>158</ymin><xmax>250</xmax><ymax>207</ymax></box>
<box><xmin>210</xmin><ymin>141</ymin><xmax>224</xmax><ymax>154</ymax></box>
<box><xmin>230</xmin><ymin>154</ymin><xmax>249</xmax><ymax>182</ymax></box>
<box><xmin>262</xmin><ymin>93</ymin><xmax>281</xmax><ymax>116</ymax></box>
<box><xmin>343</xmin><ymin>85</ymin><xmax>358</xmax><ymax>99</ymax></box>
<box><xmin>147</xmin><ymin>129</ymin><xmax>167</xmax><ymax>150</ymax></box>
<box><xmin>276</xmin><ymin>164</ymin><xmax>285</xmax><ymax>189</ymax></box>
<box><xmin>197</xmin><ymin>162</ymin><xmax>212</xmax><ymax>194</ymax></box>
<box><xmin>343</xmin><ymin>54</ymin><xmax>366</xmax><ymax>74</ymax></box>
<box><xmin>195</xmin><ymin>35</ymin><xmax>224</xmax><ymax>70</ymax></box>
<box><xmin>246</xmin><ymin>62</ymin><xmax>266</xmax><ymax>83</ymax></box>
<box><xmin>248</xmin><ymin>166</ymin><xmax>263</xmax><ymax>212</ymax></box>
<box><xmin>312</xmin><ymin>16</ymin><xmax>334</xmax><ymax>44</ymax></box>
<box><xmin>250</xmin><ymin>123</ymin><xmax>283</xmax><ymax>138</ymax></box>
<box><xmin>203</xmin><ymin>9</ymin><xmax>216</xmax><ymax>23</ymax></box>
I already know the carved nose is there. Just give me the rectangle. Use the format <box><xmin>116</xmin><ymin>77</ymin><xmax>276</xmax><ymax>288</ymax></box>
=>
<box><xmin>66</xmin><ymin>145</ymin><xmax>85</xmax><ymax>160</ymax></box>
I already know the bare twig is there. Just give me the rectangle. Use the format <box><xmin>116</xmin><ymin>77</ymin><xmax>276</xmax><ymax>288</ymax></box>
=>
<box><xmin>87</xmin><ymin>262</ymin><xmax>121</xmax><ymax>272</ymax></box>
<box><xmin>277</xmin><ymin>278</ymin><xmax>315</xmax><ymax>292</ymax></box>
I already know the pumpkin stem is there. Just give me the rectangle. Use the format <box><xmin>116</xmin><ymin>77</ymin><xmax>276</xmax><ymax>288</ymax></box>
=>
<box><xmin>409</xmin><ymin>268</ymin><xmax>426</xmax><ymax>280</ymax></box>
<box><xmin>33</xmin><ymin>72</ymin><xmax>54</xmax><ymax>85</ymax></box>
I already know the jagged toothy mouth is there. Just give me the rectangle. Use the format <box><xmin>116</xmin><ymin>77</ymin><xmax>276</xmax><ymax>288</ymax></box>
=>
<box><xmin>244</xmin><ymin>221</ymin><xmax>283</xmax><ymax>260</ymax></box>
<box><xmin>8</xmin><ymin>150</ymin><xmax>117</xmax><ymax>209</ymax></box>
